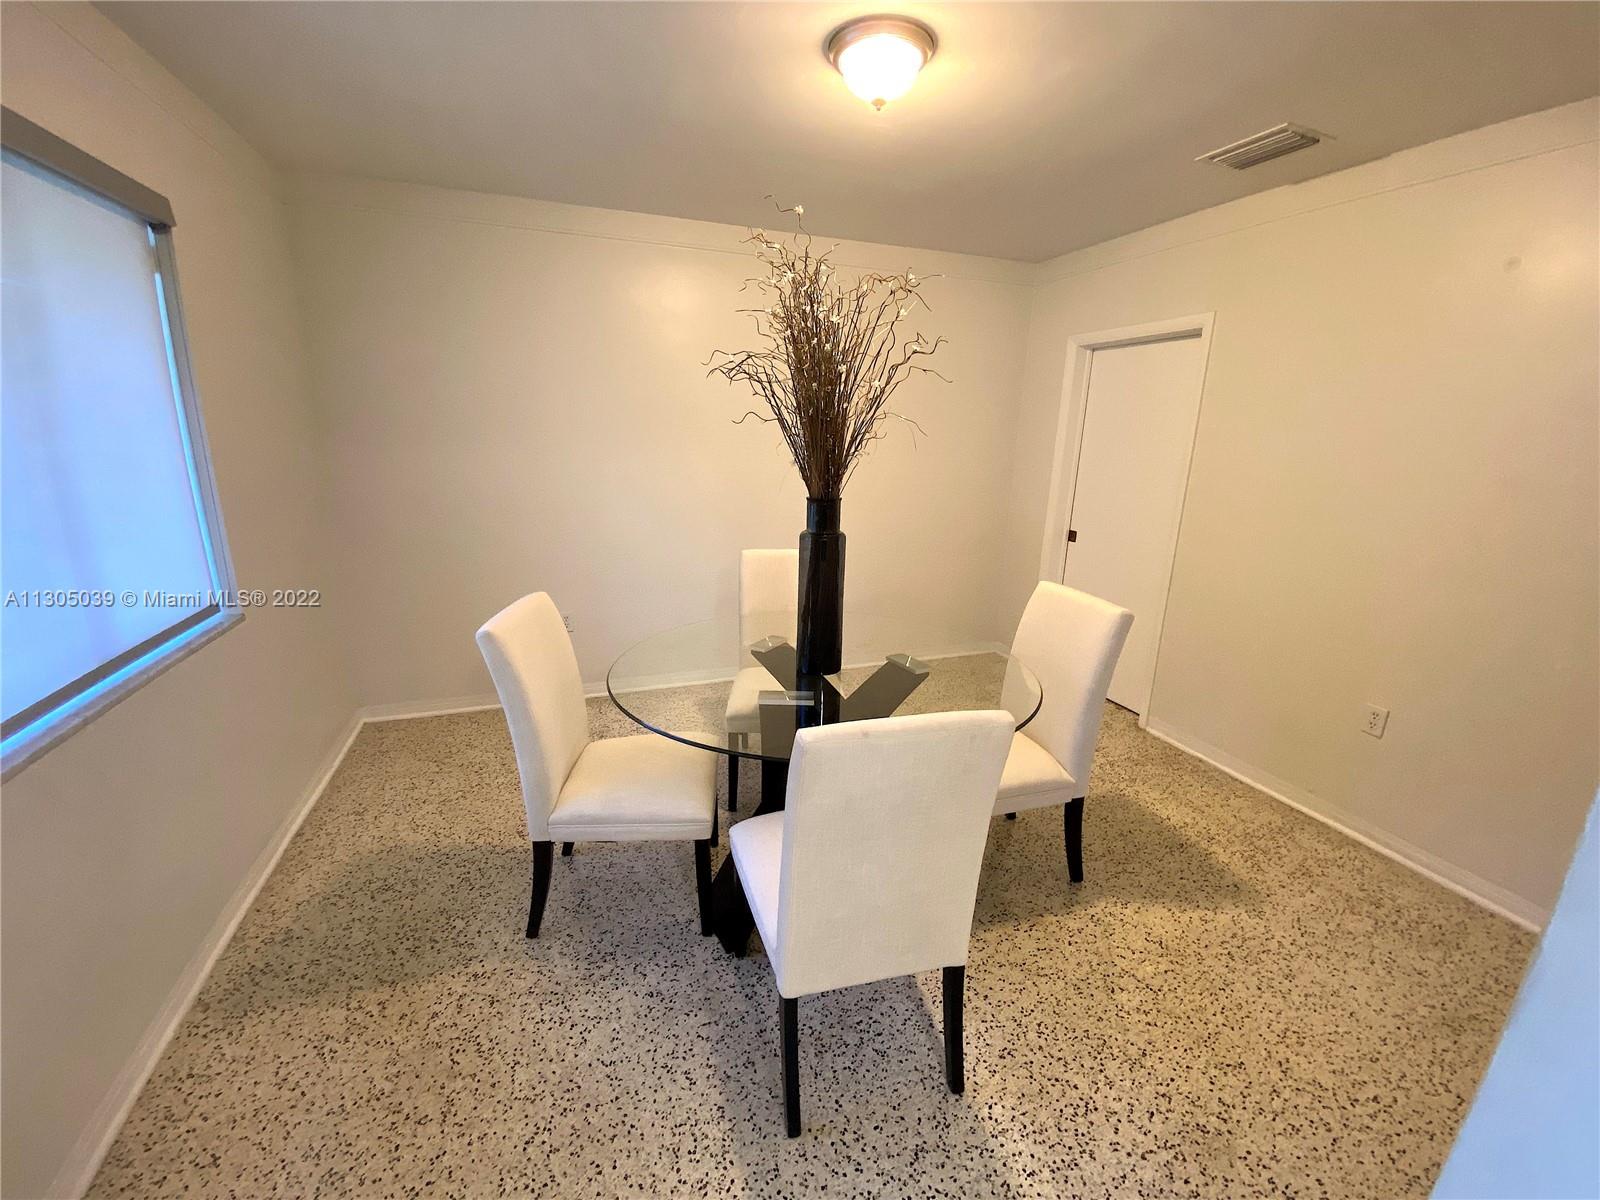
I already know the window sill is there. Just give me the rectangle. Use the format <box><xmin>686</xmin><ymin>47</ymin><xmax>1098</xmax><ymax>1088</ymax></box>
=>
<box><xmin>1</xmin><ymin>607</ymin><xmax>245</xmax><ymax>782</ymax></box>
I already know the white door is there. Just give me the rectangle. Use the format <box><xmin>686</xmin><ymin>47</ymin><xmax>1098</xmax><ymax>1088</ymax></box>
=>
<box><xmin>1059</xmin><ymin>334</ymin><xmax>1207</xmax><ymax>715</ymax></box>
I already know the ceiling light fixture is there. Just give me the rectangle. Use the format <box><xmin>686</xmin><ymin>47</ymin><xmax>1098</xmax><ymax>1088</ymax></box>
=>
<box><xmin>825</xmin><ymin>16</ymin><xmax>936</xmax><ymax>111</ymax></box>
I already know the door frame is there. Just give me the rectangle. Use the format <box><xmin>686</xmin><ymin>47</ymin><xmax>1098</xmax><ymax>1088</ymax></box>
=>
<box><xmin>1035</xmin><ymin>313</ymin><xmax>1216</xmax><ymax>726</ymax></box>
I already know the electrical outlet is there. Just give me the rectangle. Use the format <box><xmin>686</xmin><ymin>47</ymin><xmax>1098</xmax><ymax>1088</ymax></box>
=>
<box><xmin>1361</xmin><ymin>703</ymin><xmax>1389</xmax><ymax>739</ymax></box>
<box><xmin>562</xmin><ymin>613</ymin><xmax>574</xmax><ymax>634</ymax></box>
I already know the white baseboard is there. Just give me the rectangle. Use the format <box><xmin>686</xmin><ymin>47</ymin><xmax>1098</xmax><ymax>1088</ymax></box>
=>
<box><xmin>48</xmin><ymin>712</ymin><xmax>364</xmax><ymax>1200</ymax></box>
<box><xmin>1143</xmin><ymin>717</ymin><xmax>1547</xmax><ymax>933</ymax></box>
<box><xmin>357</xmin><ymin>693</ymin><xmax>502</xmax><ymax>723</ymax></box>
<box><xmin>358</xmin><ymin>686</ymin><xmax>612</xmax><ymax>719</ymax></box>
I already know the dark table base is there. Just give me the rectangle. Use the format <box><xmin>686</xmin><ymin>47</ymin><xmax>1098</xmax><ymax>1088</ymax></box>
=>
<box><xmin>711</xmin><ymin>757</ymin><xmax>788</xmax><ymax>956</ymax></box>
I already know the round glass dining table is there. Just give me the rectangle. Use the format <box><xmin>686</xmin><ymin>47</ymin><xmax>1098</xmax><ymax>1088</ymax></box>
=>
<box><xmin>606</xmin><ymin>611</ymin><xmax>1042</xmax><ymax>953</ymax></box>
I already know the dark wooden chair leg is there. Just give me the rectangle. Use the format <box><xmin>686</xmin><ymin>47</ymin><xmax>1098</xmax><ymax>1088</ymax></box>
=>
<box><xmin>694</xmin><ymin>838</ymin><xmax>713</xmax><ymax>935</ymax></box>
<box><xmin>710</xmin><ymin>802</ymin><xmax>719</xmax><ymax>849</ymax></box>
<box><xmin>526</xmin><ymin>841</ymin><xmax>553</xmax><ymax>938</ymax></box>
<box><xmin>1004</xmin><ymin>812</ymin><xmax>1017</xmax><ymax>821</ymax></box>
<box><xmin>943</xmin><ymin>965</ymin><xmax>965</xmax><ymax>1094</ymax></box>
<box><xmin>1064</xmin><ymin>797</ymin><xmax>1085</xmax><ymax>883</ymax></box>
<box><xmin>781</xmin><ymin>996</ymin><xmax>801</xmax><ymax>1137</ymax></box>
<box><xmin>560</xmin><ymin>841</ymin><xmax>573</xmax><ymax>857</ymax></box>
<box><xmin>727</xmin><ymin>754</ymin><xmax>739</xmax><ymax>811</ymax></box>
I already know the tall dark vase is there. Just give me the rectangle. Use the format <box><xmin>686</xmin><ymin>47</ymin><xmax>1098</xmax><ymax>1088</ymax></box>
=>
<box><xmin>796</xmin><ymin>497</ymin><xmax>845</xmax><ymax>686</ymax></box>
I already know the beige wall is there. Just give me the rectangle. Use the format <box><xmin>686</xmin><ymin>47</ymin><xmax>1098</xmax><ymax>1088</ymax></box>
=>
<box><xmin>2</xmin><ymin>6</ymin><xmax>1595</xmax><ymax>1191</ymax></box>
<box><xmin>288</xmin><ymin>177</ymin><xmax>1034</xmax><ymax>704</ymax></box>
<box><xmin>1003</xmin><ymin>100</ymin><xmax>1600</xmax><ymax>923</ymax></box>
<box><xmin>0</xmin><ymin>6</ymin><xmax>356</xmax><ymax>1197</ymax></box>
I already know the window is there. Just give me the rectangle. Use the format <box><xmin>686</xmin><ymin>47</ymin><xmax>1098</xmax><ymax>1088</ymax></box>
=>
<box><xmin>1</xmin><ymin>109</ymin><xmax>239</xmax><ymax>775</ymax></box>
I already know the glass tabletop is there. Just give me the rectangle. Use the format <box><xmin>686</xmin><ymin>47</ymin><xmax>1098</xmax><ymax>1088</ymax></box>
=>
<box><xmin>606</xmin><ymin>611</ymin><xmax>1042</xmax><ymax>761</ymax></box>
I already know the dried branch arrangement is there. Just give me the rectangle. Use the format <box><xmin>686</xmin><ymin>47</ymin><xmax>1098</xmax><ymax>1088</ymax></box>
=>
<box><xmin>707</xmin><ymin>203</ymin><xmax>946</xmax><ymax>499</ymax></box>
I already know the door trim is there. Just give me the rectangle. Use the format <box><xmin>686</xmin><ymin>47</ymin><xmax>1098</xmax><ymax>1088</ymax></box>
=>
<box><xmin>1035</xmin><ymin>313</ymin><xmax>1216</xmax><ymax>726</ymax></box>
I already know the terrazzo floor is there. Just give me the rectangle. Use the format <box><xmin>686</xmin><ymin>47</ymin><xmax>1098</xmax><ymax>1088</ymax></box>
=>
<box><xmin>89</xmin><ymin>700</ymin><xmax>1533</xmax><ymax>1199</ymax></box>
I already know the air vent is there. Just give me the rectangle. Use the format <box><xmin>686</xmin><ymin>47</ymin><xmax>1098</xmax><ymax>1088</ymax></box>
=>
<box><xmin>1196</xmin><ymin>123</ymin><xmax>1321</xmax><ymax>170</ymax></box>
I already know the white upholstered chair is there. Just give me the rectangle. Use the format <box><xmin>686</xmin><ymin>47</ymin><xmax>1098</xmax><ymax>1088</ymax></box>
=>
<box><xmin>476</xmin><ymin>592</ymin><xmax>717</xmax><ymax>938</ymax></box>
<box><xmin>729</xmin><ymin>710</ymin><xmax>1014</xmax><ymax>1136</ymax></box>
<box><xmin>723</xmin><ymin>548</ymin><xmax>799</xmax><ymax>810</ymax></box>
<box><xmin>996</xmin><ymin>581</ymin><xmax>1134</xmax><ymax>885</ymax></box>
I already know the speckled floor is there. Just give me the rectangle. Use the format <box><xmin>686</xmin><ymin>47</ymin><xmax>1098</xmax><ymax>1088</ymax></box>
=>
<box><xmin>89</xmin><ymin>701</ymin><xmax>1532</xmax><ymax>1199</ymax></box>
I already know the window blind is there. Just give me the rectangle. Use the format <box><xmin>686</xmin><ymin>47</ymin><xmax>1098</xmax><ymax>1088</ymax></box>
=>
<box><xmin>1</xmin><ymin>151</ymin><xmax>223</xmax><ymax>738</ymax></box>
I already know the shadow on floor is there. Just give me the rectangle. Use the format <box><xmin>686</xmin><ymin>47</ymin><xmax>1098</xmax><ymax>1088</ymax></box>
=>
<box><xmin>701</xmin><ymin>966</ymin><xmax>1029</xmax><ymax>1197</ymax></box>
<box><xmin>973</xmin><ymin>788</ymin><xmax>1261</xmax><ymax>932</ymax></box>
<box><xmin>198</xmin><ymin>839</ymin><xmax>716</xmax><ymax>1018</ymax></box>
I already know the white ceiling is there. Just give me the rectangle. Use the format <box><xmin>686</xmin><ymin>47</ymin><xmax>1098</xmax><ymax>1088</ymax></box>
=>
<box><xmin>100</xmin><ymin>1</ymin><xmax>1599</xmax><ymax>263</ymax></box>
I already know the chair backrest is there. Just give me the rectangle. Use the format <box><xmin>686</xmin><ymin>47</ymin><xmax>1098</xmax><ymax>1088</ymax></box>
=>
<box><xmin>1008</xmin><ymin>581</ymin><xmax>1133</xmax><ymax>790</ymax></box>
<box><xmin>475</xmin><ymin>592</ymin><xmax>590</xmax><ymax>841</ymax></box>
<box><xmin>739</xmin><ymin>548</ymin><xmax>799</xmax><ymax>665</ymax></box>
<box><xmin>771</xmin><ymin>710</ymin><xmax>1014</xmax><ymax>998</ymax></box>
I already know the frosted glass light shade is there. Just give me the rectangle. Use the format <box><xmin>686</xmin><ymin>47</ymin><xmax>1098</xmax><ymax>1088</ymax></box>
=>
<box><xmin>827</xmin><ymin>17</ymin><xmax>936</xmax><ymax>110</ymax></box>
